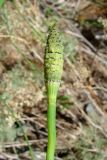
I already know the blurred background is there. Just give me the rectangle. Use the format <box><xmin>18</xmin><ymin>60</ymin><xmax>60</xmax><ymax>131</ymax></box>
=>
<box><xmin>0</xmin><ymin>0</ymin><xmax>107</xmax><ymax>159</ymax></box>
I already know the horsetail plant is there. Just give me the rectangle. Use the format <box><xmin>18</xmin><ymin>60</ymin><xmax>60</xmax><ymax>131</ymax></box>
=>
<box><xmin>44</xmin><ymin>24</ymin><xmax>64</xmax><ymax>160</ymax></box>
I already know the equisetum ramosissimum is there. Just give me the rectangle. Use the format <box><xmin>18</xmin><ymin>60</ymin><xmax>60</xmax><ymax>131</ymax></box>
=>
<box><xmin>44</xmin><ymin>24</ymin><xmax>64</xmax><ymax>160</ymax></box>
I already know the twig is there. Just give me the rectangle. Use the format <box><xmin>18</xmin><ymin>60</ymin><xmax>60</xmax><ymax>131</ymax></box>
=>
<box><xmin>0</xmin><ymin>34</ymin><xmax>29</xmax><ymax>44</ymax></box>
<box><xmin>65</xmin><ymin>29</ymin><xmax>97</xmax><ymax>52</ymax></box>
<box><xmin>2</xmin><ymin>139</ymin><xmax>47</xmax><ymax>148</ymax></box>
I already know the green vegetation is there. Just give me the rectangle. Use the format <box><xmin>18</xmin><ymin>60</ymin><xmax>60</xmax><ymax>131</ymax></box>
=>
<box><xmin>59</xmin><ymin>95</ymin><xmax>74</xmax><ymax>109</ymax></box>
<box><xmin>73</xmin><ymin>127</ymin><xmax>107</xmax><ymax>160</ymax></box>
<box><xmin>44</xmin><ymin>24</ymin><xmax>64</xmax><ymax>160</ymax></box>
<box><xmin>0</xmin><ymin>0</ymin><xmax>4</xmax><ymax>8</ymax></box>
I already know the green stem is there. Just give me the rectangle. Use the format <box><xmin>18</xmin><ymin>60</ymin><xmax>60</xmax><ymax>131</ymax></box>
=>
<box><xmin>46</xmin><ymin>82</ymin><xmax>58</xmax><ymax>160</ymax></box>
<box><xmin>46</xmin><ymin>101</ymin><xmax>56</xmax><ymax>160</ymax></box>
